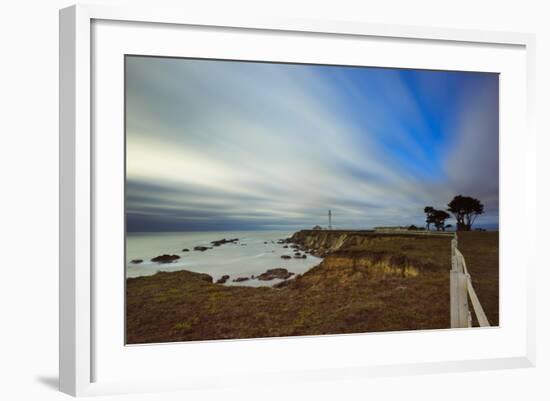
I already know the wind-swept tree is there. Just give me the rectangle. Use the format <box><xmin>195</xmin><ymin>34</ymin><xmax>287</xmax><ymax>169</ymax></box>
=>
<box><xmin>424</xmin><ymin>206</ymin><xmax>435</xmax><ymax>230</ymax></box>
<box><xmin>447</xmin><ymin>195</ymin><xmax>484</xmax><ymax>231</ymax></box>
<box><xmin>432</xmin><ymin>210</ymin><xmax>451</xmax><ymax>231</ymax></box>
<box><xmin>424</xmin><ymin>207</ymin><xmax>451</xmax><ymax>231</ymax></box>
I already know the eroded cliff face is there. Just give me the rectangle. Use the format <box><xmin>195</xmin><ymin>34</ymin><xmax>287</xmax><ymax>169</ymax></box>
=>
<box><xmin>286</xmin><ymin>230</ymin><xmax>447</xmax><ymax>282</ymax></box>
<box><xmin>290</xmin><ymin>230</ymin><xmax>404</xmax><ymax>257</ymax></box>
<box><xmin>290</xmin><ymin>230</ymin><xmax>354</xmax><ymax>256</ymax></box>
<box><xmin>289</xmin><ymin>252</ymin><xmax>421</xmax><ymax>289</ymax></box>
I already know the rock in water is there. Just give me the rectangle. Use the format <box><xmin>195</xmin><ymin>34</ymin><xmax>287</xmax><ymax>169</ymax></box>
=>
<box><xmin>130</xmin><ymin>259</ymin><xmax>143</xmax><ymax>264</ymax></box>
<box><xmin>280</xmin><ymin>255</ymin><xmax>292</xmax><ymax>259</ymax></box>
<box><xmin>150</xmin><ymin>254</ymin><xmax>180</xmax><ymax>263</ymax></box>
<box><xmin>257</xmin><ymin>268</ymin><xmax>295</xmax><ymax>281</ymax></box>
<box><xmin>216</xmin><ymin>275</ymin><xmax>230</xmax><ymax>284</ymax></box>
<box><xmin>211</xmin><ymin>238</ymin><xmax>239</xmax><ymax>247</ymax></box>
<box><xmin>233</xmin><ymin>277</ymin><xmax>250</xmax><ymax>282</ymax></box>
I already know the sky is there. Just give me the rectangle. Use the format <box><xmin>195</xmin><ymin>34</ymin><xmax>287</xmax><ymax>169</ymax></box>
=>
<box><xmin>125</xmin><ymin>56</ymin><xmax>499</xmax><ymax>232</ymax></box>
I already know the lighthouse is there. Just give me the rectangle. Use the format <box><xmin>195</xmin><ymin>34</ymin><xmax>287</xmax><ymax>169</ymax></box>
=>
<box><xmin>328</xmin><ymin>209</ymin><xmax>332</xmax><ymax>231</ymax></box>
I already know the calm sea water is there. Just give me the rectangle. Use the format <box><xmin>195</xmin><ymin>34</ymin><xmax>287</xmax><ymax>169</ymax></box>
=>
<box><xmin>126</xmin><ymin>231</ymin><xmax>322</xmax><ymax>287</ymax></box>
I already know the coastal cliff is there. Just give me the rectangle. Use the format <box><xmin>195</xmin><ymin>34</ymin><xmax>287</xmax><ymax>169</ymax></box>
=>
<box><xmin>290</xmin><ymin>229</ymin><xmax>445</xmax><ymax>257</ymax></box>
<box><xmin>289</xmin><ymin>230</ymin><xmax>367</xmax><ymax>256</ymax></box>
<box><xmin>283</xmin><ymin>230</ymin><xmax>449</xmax><ymax>284</ymax></box>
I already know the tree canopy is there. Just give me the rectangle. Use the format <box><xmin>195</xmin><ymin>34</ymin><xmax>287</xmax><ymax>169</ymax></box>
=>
<box><xmin>423</xmin><ymin>206</ymin><xmax>435</xmax><ymax>230</ymax></box>
<box><xmin>447</xmin><ymin>195</ymin><xmax>484</xmax><ymax>231</ymax></box>
<box><xmin>424</xmin><ymin>207</ymin><xmax>451</xmax><ymax>231</ymax></box>
<box><xmin>424</xmin><ymin>195</ymin><xmax>484</xmax><ymax>231</ymax></box>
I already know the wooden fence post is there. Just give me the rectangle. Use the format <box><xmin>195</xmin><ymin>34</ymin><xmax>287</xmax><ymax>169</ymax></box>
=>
<box><xmin>457</xmin><ymin>272</ymin><xmax>470</xmax><ymax>327</ymax></box>
<box><xmin>450</xmin><ymin>236</ymin><xmax>458</xmax><ymax>327</ymax></box>
<box><xmin>450</xmin><ymin>269</ymin><xmax>459</xmax><ymax>327</ymax></box>
<box><xmin>450</xmin><ymin>235</ymin><xmax>469</xmax><ymax>328</ymax></box>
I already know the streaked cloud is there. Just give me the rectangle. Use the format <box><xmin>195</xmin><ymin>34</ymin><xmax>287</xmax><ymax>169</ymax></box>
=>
<box><xmin>126</xmin><ymin>56</ymin><xmax>499</xmax><ymax>231</ymax></box>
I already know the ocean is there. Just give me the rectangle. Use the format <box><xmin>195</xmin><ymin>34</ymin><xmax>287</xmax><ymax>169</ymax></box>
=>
<box><xmin>126</xmin><ymin>231</ymin><xmax>323</xmax><ymax>287</ymax></box>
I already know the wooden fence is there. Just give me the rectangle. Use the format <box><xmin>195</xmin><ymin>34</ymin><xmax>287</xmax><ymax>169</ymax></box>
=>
<box><xmin>450</xmin><ymin>233</ymin><xmax>490</xmax><ymax>328</ymax></box>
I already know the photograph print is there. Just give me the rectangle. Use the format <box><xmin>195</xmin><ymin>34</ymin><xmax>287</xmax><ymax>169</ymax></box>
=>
<box><xmin>125</xmin><ymin>56</ymin><xmax>499</xmax><ymax>344</ymax></box>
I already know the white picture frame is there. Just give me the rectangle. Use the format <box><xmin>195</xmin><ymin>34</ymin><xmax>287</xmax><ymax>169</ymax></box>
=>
<box><xmin>59</xmin><ymin>4</ymin><xmax>536</xmax><ymax>397</ymax></box>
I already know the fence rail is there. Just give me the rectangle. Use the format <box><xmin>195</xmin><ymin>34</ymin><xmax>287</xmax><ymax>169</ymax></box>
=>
<box><xmin>450</xmin><ymin>233</ymin><xmax>490</xmax><ymax>328</ymax></box>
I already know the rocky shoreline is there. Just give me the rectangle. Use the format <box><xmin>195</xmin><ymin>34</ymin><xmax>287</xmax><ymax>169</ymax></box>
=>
<box><xmin>130</xmin><ymin>231</ymin><xmax>450</xmax><ymax>286</ymax></box>
<box><xmin>134</xmin><ymin>235</ymin><xmax>322</xmax><ymax>286</ymax></box>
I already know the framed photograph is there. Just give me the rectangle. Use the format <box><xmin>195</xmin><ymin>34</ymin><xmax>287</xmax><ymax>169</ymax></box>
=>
<box><xmin>59</xmin><ymin>4</ymin><xmax>536</xmax><ymax>396</ymax></box>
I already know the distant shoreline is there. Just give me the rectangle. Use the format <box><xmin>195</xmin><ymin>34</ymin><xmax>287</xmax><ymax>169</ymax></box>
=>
<box><xmin>125</xmin><ymin>231</ymin><xmax>322</xmax><ymax>284</ymax></box>
<box><xmin>126</xmin><ymin>227</ymin><xmax>500</xmax><ymax>234</ymax></box>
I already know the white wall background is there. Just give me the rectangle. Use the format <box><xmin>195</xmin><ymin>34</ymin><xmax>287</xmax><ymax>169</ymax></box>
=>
<box><xmin>0</xmin><ymin>0</ymin><xmax>547</xmax><ymax>400</ymax></box>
